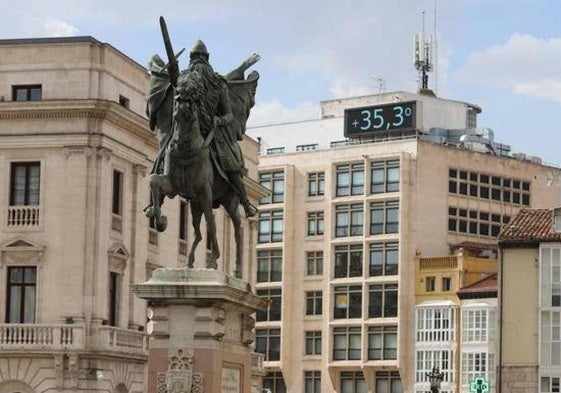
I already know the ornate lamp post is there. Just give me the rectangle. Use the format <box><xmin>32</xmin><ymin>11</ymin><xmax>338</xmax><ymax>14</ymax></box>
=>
<box><xmin>426</xmin><ymin>367</ymin><xmax>444</xmax><ymax>393</ymax></box>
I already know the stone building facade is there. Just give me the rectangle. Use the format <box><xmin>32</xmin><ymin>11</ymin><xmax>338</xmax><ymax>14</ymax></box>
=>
<box><xmin>0</xmin><ymin>37</ymin><xmax>263</xmax><ymax>393</ymax></box>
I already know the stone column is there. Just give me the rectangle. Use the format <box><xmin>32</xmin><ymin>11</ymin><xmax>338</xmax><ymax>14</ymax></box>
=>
<box><xmin>133</xmin><ymin>268</ymin><xmax>267</xmax><ymax>393</ymax></box>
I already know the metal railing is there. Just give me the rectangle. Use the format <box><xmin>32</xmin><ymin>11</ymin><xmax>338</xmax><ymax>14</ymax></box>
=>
<box><xmin>419</xmin><ymin>256</ymin><xmax>458</xmax><ymax>270</ymax></box>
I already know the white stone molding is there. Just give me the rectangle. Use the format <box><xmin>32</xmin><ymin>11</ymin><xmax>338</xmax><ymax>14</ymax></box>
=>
<box><xmin>62</xmin><ymin>146</ymin><xmax>94</xmax><ymax>158</ymax></box>
<box><xmin>108</xmin><ymin>242</ymin><xmax>130</xmax><ymax>273</ymax></box>
<box><xmin>0</xmin><ymin>236</ymin><xmax>45</xmax><ymax>267</ymax></box>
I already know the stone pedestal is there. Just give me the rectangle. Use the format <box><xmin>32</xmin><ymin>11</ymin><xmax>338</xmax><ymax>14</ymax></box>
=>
<box><xmin>133</xmin><ymin>268</ymin><xmax>268</xmax><ymax>393</ymax></box>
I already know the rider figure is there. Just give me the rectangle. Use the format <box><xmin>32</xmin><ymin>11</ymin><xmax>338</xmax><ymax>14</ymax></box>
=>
<box><xmin>184</xmin><ymin>39</ymin><xmax>258</xmax><ymax>218</ymax></box>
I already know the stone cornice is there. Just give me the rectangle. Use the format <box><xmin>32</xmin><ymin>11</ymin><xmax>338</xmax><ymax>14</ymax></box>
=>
<box><xmin>133</xmin><ymin>268</ymin><xmax>268</xmax><ymax>312</ymax></box>
<box><xmin>0</xmin><ymin>99</ymin><xmax>156</xmax><ymax>149</ymax></box>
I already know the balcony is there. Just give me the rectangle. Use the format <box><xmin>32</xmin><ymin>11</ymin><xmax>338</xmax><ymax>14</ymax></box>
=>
<box><xmin>97</xmin><ymin>326</ymin><xmax>148</xmax><ymax>356</ymax></box>
<box><xmin>419</xmin><ymin>256</ymin><xmax>458</xmax><ymax>270</ymax></box>
<box><xmin>0</xmin><ymin>323</ymin><xmax>83</xmax><ymax>350</ymax></box>
<box><xmin>7</xmin><ymin>205</ymin><xmax>40</xmax><ymax>229</ymax></box>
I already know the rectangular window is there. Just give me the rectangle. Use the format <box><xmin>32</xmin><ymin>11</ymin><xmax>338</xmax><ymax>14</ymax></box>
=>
<box><xmin>370</xmin><ymin>200</ymin><xmax>399</xmax><ymax>235</ymax></box>
<box><xmin>417</xmin><ymin>307</ymin><xmax>456</xmax><ymax>342</ymax></box>
<box><xmin>375</xmin><ymin>371</ymin><xmax>402</xmax><ymax>393</ymax></box>
<box><xmin>340</xmin><ymin>371</ymin><xmax>366</xmax><ymax>393</ymax></box>
<box><xmin>108</xmin><ymin>272</ymin><xmax>120</xmax><ymax>326</ymax></box>
<box><xmin>333</xmin><ymin>326</ymin><xmax>361</xmax><ymax>360</ymax></box>
<box><xmin>256</xmin><ymin>328</ymin><xmax>281</xmax><ymax>361</ymax></box>
<box><xmin>307</xmin><ymin>211</ymin><xmax>325</xmax><ymax>236</ymax></box>
<box><xmin>10</xmin><ymin>162</ymin><xmax>40</xmax><ymax>206</ymax></box>
<box><xmin>335</xmin><ymin>203</ymin><xmax>363</xmax><ymax>237</ymax></box>
<box><xmin>260</xmin><ymin>171</ymin><xmax>284</xmax><ymax>204</ymax></box>
<box><xmin>425</xmin><ymin>277</ymin><xmax>436</xmax><ymax>292</ymax></box>
<box><xmin>334</xmin><ymin>244</ymin><xmax>363</xmax><ymax>278</ymax></box>
<box><xmin>371</xmin><ymin>159</ymin><xmax>400</xmax><ymax>194</ymax></box>
<box><xmin>258</xmin><ymin>210</ymin><xmax>283</xmax><ymax>243</ymax></box>
<box><xmin>178</xmin><ymin>201</ymin><xmax>188</xmax><ymax>254</ymax></box>
<box><xmin>369</xmin><ymin>283</ymin><xmax>398</xmax><ymax>318</ymax></box>
<box><xmin>257</xmin><ymin>249</ymin><xmax>282</xmax><ymax>282</ymax></box>
<box><xmin>6</xmin><ymin>266</ymin><xmax>36</xmax><ymax>323</ymax></box>
<box><xmin>369</xmin><ymin>242</ymin><xmax>398</xmax><ymax>276</ymax></box>
<box><xmin>305</xmin><ymin>371</ymin><xmax>321</xmax><ymax>393</ymax></box>
<box><xmin>256</xmin><ymin>289</ymin><xmax>282</xmax><ymax>322</ymax></box>
<box><xmin>448</xmin><ymin>167</ymin><xmax>530</xmax><ymax>206</ymax></box>
<box><xmin>306</xmin><ymin>251</ymin><xmax>323</xmax><ymax>276</ymax></box>
<box><xmin>306</xmin><ymin>291</ymin><xmax>323</xmax><ymax>316</ymax></box>
<box><xmin>264</xmin><ymin>372</ymin><xmax>286</xmax><ymax>393</ymax></box>
<box><xmin>305</xmin><ymin>331</ymin><xmax>322</xmax><ymax>355</ymax></box>
<box><xmin>461</xmin><ymin>352</ymin><xmax>495</xmax><ymax>391</ymax></box>
<box><xmin>449</xmin><ymin>206</ymin><xmax>509</xmax><ymax>239</ymax></box>
<box><xmin>336</xmin><ymin>163</ymin><xmax>364</xmax><ymax>197</ymax></box>
<box><xmin>179</xmin><ymin>200</ymin><xmax>189</xmax><ymax>243</ymax></box>
<box><xmin>308</xmin><ymin>172</ymin><xmax>325</xmax><ymax>197</ymax></box>
<box><xmin>415</xmin><ymin>349</ymin><xmax>454</xmax><ymax>384</ymax></box>
<box><xmin>334</xmin><ymin>285</ymin><xmax>362</xmax><ymax>319</ymax></box>
<box><xmin>442</xmin><ymin>277</ymin><xmax>452</xmax><ymax>292</ymax></box>
<box><xmin>541</xmin><ymin>376</ymin><xmax>561</xmax><ymax>393</ymax></box>
<box><xmin>368</xmin><ymin>325</ymin><xmax>397</xmax><ymax>360</ymax></box>
<box><xmin>112</xmin><ymin>170</ymin><xmax>123</xmax><ymax>216</ymax></box>
<box><xmin>12</xmin><ymin>84</ymin><xmax>42</xmax><ymax>101</ymax></box>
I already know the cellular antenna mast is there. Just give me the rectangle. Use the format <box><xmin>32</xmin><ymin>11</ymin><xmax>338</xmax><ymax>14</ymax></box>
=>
<box><xmin>414</xmin><ymin>10</ymin><xmax>435</xmax><ymax>94</ymax></box>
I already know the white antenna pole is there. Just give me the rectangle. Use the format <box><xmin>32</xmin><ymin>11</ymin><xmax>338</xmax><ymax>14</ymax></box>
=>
<box><xmin>433</xmin><ymin>0</ymin><xmax>438</xmax><ymax>94</ymax></box>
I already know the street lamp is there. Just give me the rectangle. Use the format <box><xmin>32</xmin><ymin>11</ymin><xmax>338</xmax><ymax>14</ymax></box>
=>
<box><xmin>426</xmin><ymin>367</ymin><xmax>443</xmax><ymax>393</ymax></box>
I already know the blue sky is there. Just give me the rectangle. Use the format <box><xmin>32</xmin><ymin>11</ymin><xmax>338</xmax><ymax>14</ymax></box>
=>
<box><xmin>2</xmin><ymin>0</ymin><xmax>561</xmax><ymax>165</ymax></box>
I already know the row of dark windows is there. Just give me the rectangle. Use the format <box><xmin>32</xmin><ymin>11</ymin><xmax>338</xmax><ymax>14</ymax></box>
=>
<box><xmin>256</xmin><ymin>283</ymin><xmax>398</xmax><ymax>322</ymax></box>
<box><xmin>449</xmin><ymin>168</ymin><xmax>531</xmax><ymax>206</ymax></box>
<box><xmin>256</xmin><ymin>242</ymin><xmax>398</xmax><ymax>283</ymax></box>
<box><xmin>259</xmin><ymin>160</ymin><xmax>400</xmax><ymax>205</ymax></box>
<box><xmin>256</xmin><ymin>324</ymin><xmax>399</xmax><ymax>363</ymax></box>
<box><xmin>448</xmin><ymin>207</ymin><xmax>510</xmax><ymax>238</ymax></box>
<box><xmin>263</xmin><ymin>371</ymin><xmax>402</xmax><ymax>393</ymax></box>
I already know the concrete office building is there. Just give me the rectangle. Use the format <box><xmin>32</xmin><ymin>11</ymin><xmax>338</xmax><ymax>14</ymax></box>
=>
<box><xmin>0</xmin><ymin>37</ymin><xmax>263</xmax><ymax>393</ymax></box>
<box><xmin>247</xmin><ymin>91</ymin><xmax>560</xmax><ymax>393</ymax></box>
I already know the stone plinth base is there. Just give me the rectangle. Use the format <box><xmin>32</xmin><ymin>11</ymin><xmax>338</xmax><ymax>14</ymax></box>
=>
<box><xmin>133</xmin><ymin>268</ymin><xmax>267</xmax><ymax>393</ymax></box>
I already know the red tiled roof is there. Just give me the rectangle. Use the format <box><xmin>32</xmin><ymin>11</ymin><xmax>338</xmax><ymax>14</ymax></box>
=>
<box><xmin>458</xmin><ymin>273</ymin><xmax>498</xmax><ymax>294</ymax></box>
<box><xmin>499</xmin><ymin>208</ymin><xmax>561</xmax><ymax>244</ymax></box>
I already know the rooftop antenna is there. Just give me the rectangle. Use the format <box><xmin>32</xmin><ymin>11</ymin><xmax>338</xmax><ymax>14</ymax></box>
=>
<box><xmin>371</xmin><ymin>77</ymin><xmax>386</xmax><ymax>94</ymax></box>
<box><xmin>414</xmin><ymin>10</ymin><xmax>434</xmax><ymax>94</ymax></box>
<box><xmin>433</xmin><ymin>0</ymin><xmax>438</xmax><ymax>94</ymax></box>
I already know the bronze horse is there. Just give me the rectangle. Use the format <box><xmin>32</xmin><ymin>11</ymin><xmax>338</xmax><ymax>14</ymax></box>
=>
<box><xmin>145</xmin><ymin>72</ymin><xmax>244</xmax><ymax>275</ymax></box>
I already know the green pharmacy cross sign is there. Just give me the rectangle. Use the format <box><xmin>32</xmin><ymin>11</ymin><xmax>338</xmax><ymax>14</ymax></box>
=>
<box><xmin>470</xmin><ymin>377</ymin><xmax>489</xmax><ymax>393</ymax></box>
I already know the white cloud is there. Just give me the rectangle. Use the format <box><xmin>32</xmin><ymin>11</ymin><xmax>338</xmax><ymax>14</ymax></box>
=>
<box><xmin>457</xmin><ymin>34</ymin><xmax>561</xmax><ymax>103</ymax></box>
<box><xmin>42</xmin><ymin>18</ymin><xmax>79</xmax><ymax>37</ymax></box>
<box><xmin>247</xmin><ymin>100</ymin><xmax>318</xmax><ymax>127</ymax></box>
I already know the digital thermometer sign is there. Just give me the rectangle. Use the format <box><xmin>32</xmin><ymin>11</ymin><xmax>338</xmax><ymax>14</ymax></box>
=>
<box><xmin>344</xmin><ymin>101</ymin><xmax>417</xmax><ymax>137</ymax></box>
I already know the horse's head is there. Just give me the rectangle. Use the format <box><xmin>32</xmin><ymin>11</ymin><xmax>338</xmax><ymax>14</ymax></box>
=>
<box><xmin>172</xmin><ymin>71</ymin><xmax>204</xmax><ymax>145</ymax></box>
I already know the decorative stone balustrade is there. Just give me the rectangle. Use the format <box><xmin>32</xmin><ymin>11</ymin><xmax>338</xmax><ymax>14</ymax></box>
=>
<box><xmin>7</xmin><ymin>205</ymin><xmax>40</xmax><ymax>228</ymax></box>
<box><xmin>0</xmin><ymin>324</ymin><xmax>82</xmax><ymax>350</ymax></box>
<box><xmin>97</xmin><ymin>326</ymin><xmax>148</xmax><ymax>355</ymax></box>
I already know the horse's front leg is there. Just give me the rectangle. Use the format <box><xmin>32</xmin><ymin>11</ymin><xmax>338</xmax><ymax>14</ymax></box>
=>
<box><xmin>187</xmin><ymin>201</ymin><xmax>203</xmax><ymax>268</ymax></box>
<box><xmin>147</xmin><ymin>175</ymin><xmax>167</xmax><ymax>232</ymax></box>
<box><xmin>202</xmin><ymin>200</ymin><xmax>220</xmax><ymax>270</ymax></box>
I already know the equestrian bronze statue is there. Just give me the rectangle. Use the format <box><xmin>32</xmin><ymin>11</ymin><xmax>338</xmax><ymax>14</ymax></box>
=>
<box><xmin>145</xmin><ymin>16</ymin><xmax>260</xmax><ymax>278</ymax></box>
